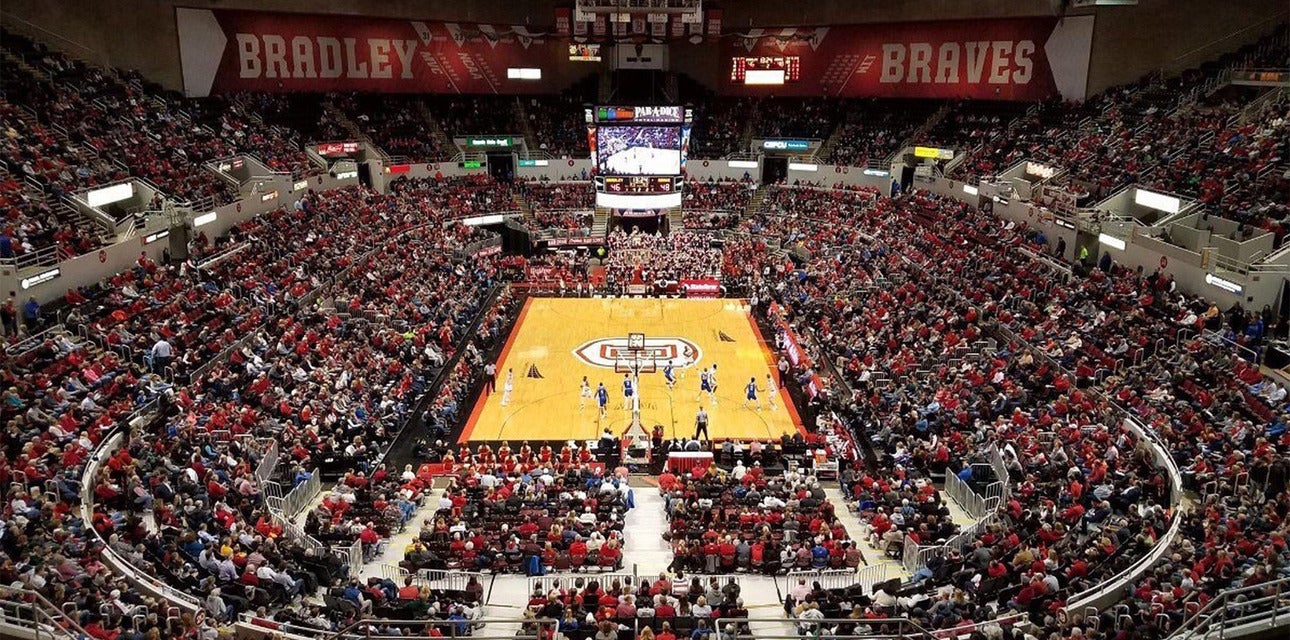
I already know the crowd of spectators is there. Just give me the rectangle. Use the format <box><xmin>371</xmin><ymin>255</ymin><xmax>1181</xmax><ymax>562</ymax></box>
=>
<box><xmin>1</xmin><ymin>24</ymin><xmax>1289</xmax><ymax>640</ymax></box>
<box><xmin>403</xmin><ymin>444</ymin><xmax>631</xmax><ymax>575</ymax></box>
<box><xmin>0</xmin><ymin>96</ymin><xmax>116</xmax><ymax>259</ymax></box>
<box><xmin>660</xmin><ymin>462</ymin><xmax>859</xmax><ymax>576</ymax></box>
<box><xmin>690</xmin><ymin>97</ymin><xmax>754</xmax><ymax>159</ymax></box>
<box><xmin>753</xmin><ymin>97</ymin><xmax>848</xmax><ymax>141</ymax></box>
<box><xmin>0</xmin><ymin>174</ymin><xmax>531</xmax><ymax>638</ymax></box>
<box><xmin>232</xmin><ymin>92</ymin><xmax>352</xmax><ymax>147</ymax></box>
<box><xmin>426</xmin><ymin>96</ymin><xmax>522</xmax><ymax>138</ymax></box>
<box><xmin>523</xmin><ymin>79</ymin><xmax>596</xmax><ymax>158</ymax></box>
<box><xmin>683</xmin><ymin>180</ymin><xmax>755</xmax><ymax>213</ymax></box>
<box><xmin>724</xmin><ymin>184</ymin><xmax>1288</xmax><ymax>640</ymax></box>
<box><xmin>823</xmin><ymin>99</ymin><xmax>940</xmax><ymax>167</ymax></box>
<box><xmin>932</xmin><ymin>31</ymin><xmax>1289</xmax><ymax>239</ymax></box>
<box><xmin>604</xmin><ymin>229</ymin><xmax>722</xmax><ymax>285</ymax></box>
<box><xmin>333</xmin><ymin>94</ymin><xmax>451</xmax><ymax>162</ymax></box>
<box><xmin>527</xmin><ymin>573</ymin><xmax>750</xmax><ymax>640</ymax></box>
<box><xmin>518</xmin><ymin>181</ymin><xmax>595</xmax><ymax>234</ymax></box>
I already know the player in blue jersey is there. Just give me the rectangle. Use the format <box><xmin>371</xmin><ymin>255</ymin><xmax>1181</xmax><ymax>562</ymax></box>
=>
<box><xmin>744</xmin><ymin>377</ymin><xmax>759</xmax><ymax>409</ymax></box>
<box><xmin>596</xmin><ymin>382</ymin><xmax>609</xmax><ymax>418</ymax></box>
<box><xmin>663</xmin><ymin>360</ymin><xmax>675</xmax><ymax>389</ymax></box>
<box><xmin>622</xmin><ymin>374</ymin><xmax>634</xmax><ymax>411</ymax></box>
<box><xmin>697</xmin><ymin>367</ymin><xmax>717</xmax><ymax>405</ymax></box>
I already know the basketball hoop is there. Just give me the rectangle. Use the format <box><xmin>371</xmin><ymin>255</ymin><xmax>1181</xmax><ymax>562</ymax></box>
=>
<box><xmin>617</xmin><ymin>332</ymin><xmax>653</xmax><ymax>445</ymax></box>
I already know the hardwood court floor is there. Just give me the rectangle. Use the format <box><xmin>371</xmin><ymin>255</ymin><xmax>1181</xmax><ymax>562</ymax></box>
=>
<box><xmin>459</xmin><ymin>298</ymin><xmax>803</xmax><ymax>443</ymax></box>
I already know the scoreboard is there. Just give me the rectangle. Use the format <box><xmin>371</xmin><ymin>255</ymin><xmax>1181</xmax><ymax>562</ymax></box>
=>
<box><xmin>599</xmin><ymin>176</ymin><xmax>679</xmax><ymax>194</ymax></box>
<box><xmin>730</xmin><ymin>56</ymin><xmax>801</xmax><ymax>85</ymax></box>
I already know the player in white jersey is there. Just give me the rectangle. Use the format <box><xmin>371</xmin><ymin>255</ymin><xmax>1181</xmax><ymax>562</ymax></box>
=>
<box><xmin>764</xmin><ymin>373</ymin><xmax>777</xmax><ymax>410</ymax></box>
<box><xmin>710</xmin><ymin>363</ymin><xmax>719</xmax><ymax>393</ymax></box>
<box><xmin>501</xmin><ymin>368</ymin><xmax>515</xmax><ymax>406</ymax></box>
<box><xmin>580</xmin><ymin>376</ymin><xmax>592</xmax><ymax>410</ymax></box>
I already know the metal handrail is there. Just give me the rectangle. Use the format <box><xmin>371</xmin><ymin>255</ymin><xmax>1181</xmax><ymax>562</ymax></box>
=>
<box><xmin>0</xmin><ymin>584</ymin><xmax>95</xmax><ymax>639</ymax></box>
<box><xmin>1168</xmin><ymin>576</ymin><xmax>1290</xmax><ymax>640</ymax></box>
<box><xmin>0</xmin><ymin>243</ymin><xmax>59</xmax><ymax>269</ymax></box>
<box><xmin>323</xmin><ymin>617</ymin><xmax>558</xmax><ymax>640</ymax></box>
<box><xmin>712</xmin><ymin>613</ymin><xmax>1030</xmax><ymax>640</ymax></box>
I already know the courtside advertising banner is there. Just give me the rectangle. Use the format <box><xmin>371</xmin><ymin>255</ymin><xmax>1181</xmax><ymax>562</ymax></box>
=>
<box><xmin>176</xmin><ymin>8</ymin><xmax>564</xmax><ymax>96</ymax></box>
<box><xmin>680</xmin><ymin>279</ymin><xmax>721</xmax><ymax>298</ymax></box>
<box><xmin>724</xmin><ymin>16</ymin><xmax>1094</xmax><ymax>100</ymax></box>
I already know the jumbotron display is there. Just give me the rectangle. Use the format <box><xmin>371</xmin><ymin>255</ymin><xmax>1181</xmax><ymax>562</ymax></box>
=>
<box><xmin>596</xmin><ymin>126</ymin><xmax>682</xmax><ymax>175</ymax></box>
<box><xmin>730</xmin><ymin>56</ymin><xmax>801</xmax><ymax>85</ymax></box>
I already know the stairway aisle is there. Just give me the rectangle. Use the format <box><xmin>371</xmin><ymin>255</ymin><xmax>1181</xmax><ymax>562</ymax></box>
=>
<box><xmin>356</xmin><ymin>486</ymin><xmax>445</xmax><ymax>582</ymax></box>
<box><xmin>824</xmin><ymin>486</ymin><xmax>910</xmax><ymax>583</ymax></box>
<box><xmin>620</xmin><ymin>478</ymin><xmax>672</xmax><ymax>577</ymax></box>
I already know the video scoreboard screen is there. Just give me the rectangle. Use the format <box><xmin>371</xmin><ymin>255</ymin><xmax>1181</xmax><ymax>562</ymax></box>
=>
<box><xmin>587</xmin><ymin>105</ymin><xmax>689</xmax><ymax>209</ymax></box>
<box><xmin>730</xmin><ymin>56</ymin><xmax>801</xmax><ymax>85</ymax></box>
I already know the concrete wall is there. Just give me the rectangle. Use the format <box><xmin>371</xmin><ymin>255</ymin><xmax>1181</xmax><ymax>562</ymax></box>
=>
<box><xmin>688</xmin><ymin>160</ymin><xmax>761</xmax><ymax>183</ymax></box>
<box><xmin>516</xmin><ymin>159</ymin><xmax>594</xmax><ymax>182</ymax></box>
<box><xmin>5</xmin><ymin>0</ymin><xmax>1285</xmax><ymax>97</ymax></box>
<box><xmin>366</xmin><ymin>160</ymin><xmax>489</xmax><ymax>193</ymax></box>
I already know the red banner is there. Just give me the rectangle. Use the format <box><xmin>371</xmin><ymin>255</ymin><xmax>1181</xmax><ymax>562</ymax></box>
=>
<box><xmin>722</xmin><ymin>16</ymin><xmax>1093</xmax><ymax>101</ymax></box>
<box><xmin>316</xmin><ymin>141</ymin><xmax>359</xmax><ymax>156</ymax></box>
<box><xmin>554</xmin><ymin>8</ymin><xmax>571</xmax><ymax>37</ymax></box>
<box><xmin>177</xmin><ymin>7</ymin><xmax>565</xmax><ymax>95</ymax></box>
<box><xmin>705</xmin><ymin>9</ymin><xmax>723</xmax><ymax>43</ymax></box>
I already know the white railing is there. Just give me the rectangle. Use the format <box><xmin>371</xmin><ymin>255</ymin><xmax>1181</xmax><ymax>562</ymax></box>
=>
<box><xmin>528</xmin><ymin>572</ymin><xmax>638</xmax><ymax>597</ymax></box>
<box><xmin>781</xmin><ymin>566</ymin><xmax>887</xmax><ymax>596</ymax></box>
<box><xmin>903</xmin><ymin>512</ymin><xmax>1002</xmax><ymax>574</ymax></box>
<box><xmin>81</xmin><ymin>424</ymin><xmax>203</xmax><ymax>614</ymax></box>
<box><xmin>253</xmin><ymin>438</ymin><xmax>280</xmax><ymax>489</ymax></box>
<box><xmin>279</xmin><ymin>469</ymin><xmax>322</xmax><ymax>520</ymax></box>
<box><xmin>943</xmin><ymin>466</ymin><xmax>1005</xmax><ymax>520</ymax></box>
<box><xmin>0</xmin><ymin>243</ymin><xmax>59</xmax><ymax>269</ymax></box>
<box><xmin>1168</xmin><ymin>576</ymin><xmax>1290</xmax><ymax>640</ymax></box>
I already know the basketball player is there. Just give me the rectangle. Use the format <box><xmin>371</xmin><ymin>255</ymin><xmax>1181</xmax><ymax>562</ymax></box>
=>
<box><xmin>663</xmin><ymin>359</ymin><xmax>676</xmax><ymax>389</ymax></box>
<box><xmin>710</xmin><ymin>363</ymin><xmax>719</xmax><ymax>393</ymax></box>
<box><xmin>501</xmin><ymin>368</ymin><xmax>515</xmax><ymax>406</ymax></box>
<box><xmin>622</xmin><ymin>373</ymin><xmax>634</xmax><ymax>411</ymax></box>
<box><xmin>744</xmin><ymin>377</ymin><xmax>759</xmax><ymax>410</ymax></box>
<box><xmin>596</xmin><ymin>382</ymin><xmax>609</xmax><ymax>418</ymax></box>
<box><xmin>580</xmin><ymin>376</ymin><xmax>592</xmax><ymax>411</ymax></box>
<box><xmin>765</xmin><ymin>373</ymin><xmax>778</xmax><ymax>410</ymax></box>
<box><xmin>697</xmin><ymin>367</ymin><xmax>717</xmax><ymax>405</ymax></box>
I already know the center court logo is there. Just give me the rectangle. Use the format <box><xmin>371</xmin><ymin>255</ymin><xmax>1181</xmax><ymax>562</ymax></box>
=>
<box><xmin>573</xmin><ymin>337</ymin><xmax>702</xmax><ymax>369</ymax></box>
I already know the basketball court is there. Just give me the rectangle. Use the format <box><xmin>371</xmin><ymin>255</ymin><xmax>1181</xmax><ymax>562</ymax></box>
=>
<box><xmin>459</xmin><ymin>298</ymin><xmax>803</xmax><ymax>443</ymax></box>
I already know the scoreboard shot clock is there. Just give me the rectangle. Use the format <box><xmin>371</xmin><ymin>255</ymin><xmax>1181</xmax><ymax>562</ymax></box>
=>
<box><xmin>730</xmin><ymin>56</ymin><xmax>801</xmax><ymax>85</ymax></box>
<box><xmin>600</xmin><ymin>176</ymin><xmax>679</xmax><ymax>194</ymax></box>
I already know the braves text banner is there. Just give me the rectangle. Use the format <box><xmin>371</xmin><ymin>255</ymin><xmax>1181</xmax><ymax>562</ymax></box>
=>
<box><xmin>177</xmin><ymin>8</ymin><xmax>565</xmax><ymax>96</ymax></box>
<box><xmin>723</xmin><ymin>16</ymin><xmax>1094</xmax><ymax>101</ymax></box>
